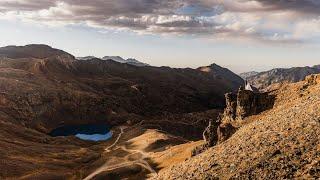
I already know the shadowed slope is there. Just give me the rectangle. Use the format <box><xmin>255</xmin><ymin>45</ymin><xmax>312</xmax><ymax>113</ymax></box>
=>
<box><xmin>0</xmin><ymin>45</ymin><xmax>243</xmax><ymax>132</ymax></box>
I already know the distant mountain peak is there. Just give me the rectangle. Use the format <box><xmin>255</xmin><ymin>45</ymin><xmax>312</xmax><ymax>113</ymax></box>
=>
<box><xmin>198</xmin><ymin>63</ymin><xmax>244</xmax><ymax>90</ymax></box>
<box><xmin>102</xmin><ymin>56</ymin><xmax>149</xmax><ymax>66</ymax></box>
<box><xmin>76</xmin><ymin>56</ymin><xmax>98</xmax><ymax>61</ymax></box>
<box><xmin>245</xmin><ymin>65</ymin><xmax>320</xmax><ymax>89</ymax></box>
<box><xmin>239</xmin><ymin>71</ymin><xmax>259</xmax><ymax>80</ymax></box>
<box><xmin>0</xmin><ymin>44</ymin><xmax>74</xmax><ymax>60</ymax></box>
<box><xmin>102</xmin><ymin>56</ymin><xmax>126</xmax><ymax>63</ymax></box>
<box><xmin>76</xmin><ymin>55</ymin><xmax>149</xmax><ymax>67</ymax></box>
<box><xmin>25</xmin><ymin>44</ymin><xmax>52</xmax><ymax>48</ymax></box>
<box><xmin>208</xmin><ymin>63</ymin><xmax>221</xmax><ymax>67</ymax></box>
<box><xmin>199</xmin><ymin>63</ymin><xmax>224</xmax><ymax>72</ymax></box>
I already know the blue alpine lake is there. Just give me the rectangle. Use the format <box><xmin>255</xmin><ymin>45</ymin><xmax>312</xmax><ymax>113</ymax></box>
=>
<box><xmin>49</xmin><ymin>124</ymin><xmax>112</xmax><ymax>141</ymax></box>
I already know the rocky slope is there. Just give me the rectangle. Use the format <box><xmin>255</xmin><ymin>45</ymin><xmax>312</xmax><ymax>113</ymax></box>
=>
<box><xmin>156</xmin><ymin>74</ymin><xmax>320</xmax><ymax>179</ymax></box>
<box><xmin>244</xmin><ymin>65</ymin><xmax>320</xmax><ymax>89</ymax></box>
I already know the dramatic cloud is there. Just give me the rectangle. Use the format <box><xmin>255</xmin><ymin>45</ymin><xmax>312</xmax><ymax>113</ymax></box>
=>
<box><xmin>1</xmin><ymin>0</ymin><xmax>320</xmax><ymax>43</ymax></box>
<box><xmin>0</xmin><ymin>0</ymin><xmax>55</xmax><ymax>11</ymax></box>
<box><xmin>255</xmin><ymin>0</ymin><xmax>320</xmax><ymax>14</ymax></box>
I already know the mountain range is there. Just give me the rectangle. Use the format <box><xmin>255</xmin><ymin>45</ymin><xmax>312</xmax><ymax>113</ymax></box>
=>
<box><xmin>77</xmin><ymin>55</ymin><xmax>149</xmax><ymax>67</ymax></box>
<box><xmin>0</xmin><ymin>44</ymin><xmax>319</xmax><ymax>179</ymax></box>
<box><xmin>240</xmin><ymin>65</ymin><xmax>320</xmax><ymax>89</ymax></box>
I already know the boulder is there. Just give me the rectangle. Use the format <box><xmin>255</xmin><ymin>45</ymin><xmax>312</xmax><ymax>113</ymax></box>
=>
<box><xmin>305</xmin><ymin>74</ymin><xmax>320</xmax><ymax>86</ymax></box>
<box><xmin>202</xmin><ymin>119</ymin><xmax>219</xmax><ymax>147</ymax></box>
<box><xmin>217</xmin><ymin>123</ymin><xmax>237</xmax><ymax>143</ymax></box>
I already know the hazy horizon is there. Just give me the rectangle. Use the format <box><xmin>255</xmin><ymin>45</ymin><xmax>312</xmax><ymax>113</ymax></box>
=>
<box><xmin>1</xmin><ymin>0</ymin><xmax>320</xmax><ymax>73</ymax></box>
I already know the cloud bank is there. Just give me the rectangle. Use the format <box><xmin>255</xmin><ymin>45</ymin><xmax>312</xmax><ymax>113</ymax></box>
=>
<box><xmin>1</xmin><ymin>0</ymin><xmax>320</xmax><ymax>43</ymax></box>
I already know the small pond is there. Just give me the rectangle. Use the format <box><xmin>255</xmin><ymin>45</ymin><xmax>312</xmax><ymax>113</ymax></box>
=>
<box><xmin>49</xmin><ymin>124</ymin><xmax>112</xmax><ymax>142</ymax></box>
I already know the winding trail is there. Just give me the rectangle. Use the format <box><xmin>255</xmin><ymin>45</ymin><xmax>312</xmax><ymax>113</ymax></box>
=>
<box><xmin>83</xmin><ymin>126</ymin><xmax>158</xmax><ymax>180</ymax></box>
<box><xmin>120</xmin><ymin>145</ymin><xmax>157</xmax><ymax>174</ymax></box>
<box><xmin>105</xmin><ymin>126</ymin><xmax>126</xmax><ymax>152</ymax></box>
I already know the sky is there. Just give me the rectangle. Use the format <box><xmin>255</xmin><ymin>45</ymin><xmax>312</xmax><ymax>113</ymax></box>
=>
<box><xmin>1</xmin><ymin>0</ymin><xmax>320</xmax><ymax>73</ymax></box>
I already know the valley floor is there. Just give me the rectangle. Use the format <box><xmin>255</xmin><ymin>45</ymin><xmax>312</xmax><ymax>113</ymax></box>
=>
<box><xmin>0</xmin><ymin>121</ymin><xmax>200</xmax><ymax>180</ymax></box>
<box><xmin>82</xmin><ymin>125</ymin><xmax>202</xmax><ymax>180</ymax></box>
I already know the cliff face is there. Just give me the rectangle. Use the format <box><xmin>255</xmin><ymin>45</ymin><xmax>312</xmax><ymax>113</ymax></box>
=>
<box><xmin>224</xmin><ymin>88</ymin><xmax>275</xmax><ymax>122</ymax></box>
<box><xmin>197</xmin><ymin>86</ymin><xmax>276</xmax><ymax>152</ymax></box>
<box><xmin>216</xmin><ymin>88</ymin><xmax>275</xmax><ymax>143</ymax></box>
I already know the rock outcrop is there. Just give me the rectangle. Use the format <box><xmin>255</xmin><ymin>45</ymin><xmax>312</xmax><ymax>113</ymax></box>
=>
<box><xmin>217</xmin><ymin>122</ymin><xmax>238</xmax><ymax>143</ymax></box>
<box><xmin>223</xmin><ymin>87</ymin><xmax>275</xmax><ymax>122</ymax></box>
<box><xmin>305</xmin><ymin>74</ymin><xmax>320</xmax><ymax>86</ymax></box>
<box><xmin>198</xmin><ymin>86</ymin><xmax>275</xmax><ymax>151</ymax></box>
<box><xmin>217</xmin><ymin>87</ymin><xmax>275</xmax><ymax>143</ymax></box>
<box><xmin>202</xmin><ymin>119</ymin><xmax>219</xmax><ymax>147</ymax></box>
<box><xmin>192</xmin><ymin>117</ymin><xmax>221</xmax><ymax>156</ymax></box>
<box><xmin>192</xmin><ymin>117</ymin><xmax>220</xmax><ymax>156</ymax></box>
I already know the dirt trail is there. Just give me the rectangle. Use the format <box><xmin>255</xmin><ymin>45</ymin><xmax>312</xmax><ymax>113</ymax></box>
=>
<box><xmin>105</xmin><ymin>126</ymin><xmax>126</xmax><ymax>152</ymax></box>
<box><xmin>83</xmin><ymin>126</ymin><xmax>158</xmax><ymax>180</ymax></box>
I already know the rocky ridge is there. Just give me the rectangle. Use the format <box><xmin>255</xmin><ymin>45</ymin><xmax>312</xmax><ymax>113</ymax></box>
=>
<box><xmin>244</xmin><ymin>65</ymin><xmax>320</xmax><ymax>90</ymax></box>
<box><xmin>156</xmin><ymin>74</ymin><xmax>320</xmax><ymax>179</ymax></box>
